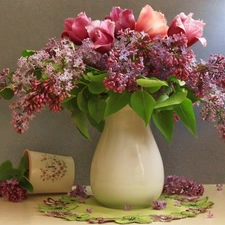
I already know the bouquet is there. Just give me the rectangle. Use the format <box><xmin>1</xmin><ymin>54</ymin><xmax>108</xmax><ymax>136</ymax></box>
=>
<box><xmin>0</xmin><ymin>5</ymin><xmax>225</xmax><ymax>143</ymax></box>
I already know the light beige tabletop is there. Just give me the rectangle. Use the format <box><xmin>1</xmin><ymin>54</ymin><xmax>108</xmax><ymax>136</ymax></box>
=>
<box><xmin>0</xmin><ymin>185</ymin><xmax>224</xmax><ymax>225</ymax></box>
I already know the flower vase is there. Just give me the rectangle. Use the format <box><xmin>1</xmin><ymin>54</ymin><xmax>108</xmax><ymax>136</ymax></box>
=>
<box><xmin>90</xmin><ymin>105</ymin><xmax>164</xmax><ymax>209</ymax></box>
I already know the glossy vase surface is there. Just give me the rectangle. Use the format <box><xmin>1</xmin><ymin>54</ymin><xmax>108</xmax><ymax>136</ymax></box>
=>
<box><xmin>90</xmin><ymin>105</ymin><xmax>164</xmax><ymax>209</ymax></box>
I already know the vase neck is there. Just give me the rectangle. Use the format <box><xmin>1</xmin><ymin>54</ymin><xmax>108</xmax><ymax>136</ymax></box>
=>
<box><xmin>105</xmin><ymin>105</ymin><xmax>146</xmax><ymax>128</ymax></box>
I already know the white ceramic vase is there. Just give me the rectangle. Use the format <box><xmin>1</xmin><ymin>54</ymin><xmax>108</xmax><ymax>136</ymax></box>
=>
<box><xmin>90</xmin><ymin>105</ymin><xmax>164</xmax><ymax>209</ymax></box>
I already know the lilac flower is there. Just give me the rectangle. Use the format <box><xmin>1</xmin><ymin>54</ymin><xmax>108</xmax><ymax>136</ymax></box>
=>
<box><xmin>0</xmin><ymin>68</ymin><xmax>9</xmax><ymax>92</ymax></box>
<box><xmin>86</xmin><ymin>207</ymin><xmax>92</xmax><ymax>213</ymax></box>
<box><xmin>174</xmin><ymin>200</ymin><xmax>181</xmax><ymax>207</ymax></box>
<box><xmin>69</xmin><ymin>184</ymin><xmax>90</xmax><ymax>198</ymax></box>
<box><xmin>5</xmin><ymin>38</ymin><xmax>87</xmax><ymax>134</ymax></box>
<box><xmin>0</xmin><ymin>179</ymin><xmax>27</xmax><ymax>202</ymax></box>
<box><xmin>216</xmin><ymin>184</ymin><xmax>223</xmax><ymax>191</ymax></box>
<box><xmin>151</xmin><ymin>199</ymin><xmax>167</xmax><ymax>210</ymax></box>
<box><xmin>151</xmin><ymin>215</ymin><xmax>174</xmax><ymax>222</ymax></box>
<box><xmin>206</xmin><ymin>210</ymin><xmax>215</xmax><ymax>219</ymax></box>
<box><xmin>78</xmin><ymin>39</ymin><xmax>106</xmax><ymax>69</ymax></box>
<box><xmin>124</xmin><ymin>204</ymin><xmax>131</xmax><ymax>211</ymax></box>
<box><xmin>163</xmin><ymin>175</ymin><xmax>204</xmax><ymax>196</ymax></box>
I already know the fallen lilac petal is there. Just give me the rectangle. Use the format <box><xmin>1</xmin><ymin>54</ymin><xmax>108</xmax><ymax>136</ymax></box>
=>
<box><xmin>216</xmin><ymin>184</ymin><xmax>223</xmax><ymax>191</ymax></box>
<box><xmin>124</xmin><ymin>204</ymin><xmax>131</xmax><ymax>211</ymax></box>
<box><xmin>206</xmin><ymin>210</ymin><xmax>215</xmax><ymax>219</ymax></box>
<box><xmin>86</xmin><ymin>207</ymin><xmax>93</xmax><ymax>213</ymax></box>
<box><xmin>152</xmin><ymin>199</ymin><xmax>167</xmax><ymax>210</ymax></box>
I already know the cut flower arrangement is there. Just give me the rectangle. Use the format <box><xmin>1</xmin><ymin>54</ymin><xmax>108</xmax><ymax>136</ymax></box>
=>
<box><xmin>0</xmin><ymin>5</ymin><xmax>225</xmax><ymax>143</ymax></box>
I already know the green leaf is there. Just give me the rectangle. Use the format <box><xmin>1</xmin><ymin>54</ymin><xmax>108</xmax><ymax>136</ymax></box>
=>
<box><xmin>41</xmin><ymin>72</ymin><xmax>48</xmax><ymax>80</ymax></box>
<box><xmin>19</xmin><ymin>176</ymin><xmax>33</xmax><ymax>193</ymax></box>
<box><xmin>0</xmin><ymin>87</ymin><xmax>14</xmax><ymax>100</ymax></box>
<box><xmin>115</xmin><ymin>215</ymin><xmax>153</xmax><ymax>224</ymax></box>
<box><xmin>152</xmin><ymin>110</ymin><xmax>174</xmax><ymax>144</ymax></box>
<box><xmin>21</xmin><ymin>49</ymin><xmax>35</xmax><ymax>57</ymax></box>
<box><xmin>18</xmin><ymin>154</ymin><xmax>29</xmax><ymax>171</ymax></box>
<box><xmin>130</xmin><ymin>90</ymin><xmax>155</xmax><ymax>125</ymax></box>
<box><xmin>88</xmin><ymin>81</ymin><xmax>106</xmax><ymax>94</ymax></box>
<box><xmin>0</xmin><ymin>160</ymin><xmax>25</xmax><ymax>180</ymax></box>
<box><xmin>181</xmin><ymin>211</ymin><xmax>196</xmax><ymax>217</ymax></box>
<box><xmin>87</xmin><ymin>72</ymin><xmax>108</xmax><ymax>82</ymax></box>
<box><xmin>186</xmin><ymin>87</ymin><xmax>202</xmax><ymax>103</ymax></box>
<box><xmin>61</xmin><ymin>97</ymin><xmax>77</xmax><ymax>111</ymax></box>
<box><xmin>0</xmin><ymin>160</ymin><xmax>13</xmax><ymax>180</ymax></box>
<box><xmin>0</xmin><ymin>159</ymin><xmax>33</xmax><ymax>192</ymax></box>
<box><xmin>87</xmin><ymin>113</ymin><xmax>105</xmax><ymax>133</ymax></box>
<box><xmin>34</xmin><ymin>68</ymin><xmax>42</xmax><ymax>80</ymax></box>
<box><xmin>65</xmin><ymin>214</ymin><xmax>92</xmax><ymax>221</ymax></box>
<box><xmin>137</xmin><ymin>77</ymin><xmax>168</xmax><ymax>88</ymax></box>
<box><xmin>154</xmin><ymin>88</ymin><xmax>187</xmax><ymax>110</ymax></box>
<box><xmin>77</xmin><ymin>88</ymin><xmax>89</xmax><ymax>113</ymax></box>
<box><xmin>196</xmin><ymin>196</ymin><xmax>209</xmax><ymax>206</ymax></box>
<box><xmin>104</xmin><ymin>91</ymin><xmax>131</xmax><ymax>118</ymax></box>
<box><xmin>167</xmin><ymin>76</ymin><xmax>186</xmax><ymax>86</ymax></box>
<box><xmin>174</xmin><ymin>98</ymin><xmax>197</xmax><ymax>136</ymax></box>
<box><xmin>88</xmin><ymin>97</ymin><xmax>106</xmax><ymax>123</ymax></box>
<box><xmin>18</xmin><ymin>154</ymin><xmax>29</xmax><ymax>178</ymax></box>
<box><xmin>71</xmin><ymin>106</ymin><xmax>90</xmax><ymax>140</ymax></box>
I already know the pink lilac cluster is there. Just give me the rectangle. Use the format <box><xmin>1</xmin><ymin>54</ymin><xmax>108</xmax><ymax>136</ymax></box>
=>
<box><xmin>5</xmin><ymin>38</ymin><xmax>85</xmax><ymax>133</ymax></box>
<box><xmin>163</xmin><ymin>175</ymin><xmax>204</xmax><ymax>196</ymax></box>
<box><xmin>0</xmin><ymin>68</ymin><xmax>9</xmax><ymax>92</ymax></box>
<box><xmin>0</xmin><ymin>179</ymin><xmax>27</xmax><ymax>202</ymax></box>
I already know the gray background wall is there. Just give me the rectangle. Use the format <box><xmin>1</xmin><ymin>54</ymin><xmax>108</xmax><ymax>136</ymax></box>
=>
<box><xmin>0</xmin><ymin>0</ymin><xmax>225</xmax><ymax>185</ymax></box>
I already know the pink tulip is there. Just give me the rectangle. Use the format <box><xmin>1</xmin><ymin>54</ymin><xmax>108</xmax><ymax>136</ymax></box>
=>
<box><xmin>86</xmin><ymin>19</ymin><xmax>115</xmax><ymax>53</ymax></box>
<box><xmin>135</xmin><ymin>5</ymin><xmax>168</xmax><ymax>38</ymax></box>
<box><xmin>105</xmin><ymin>7</ymin><xmax>135</xmax><ymax>35</ymax></box>
<box><xmin>61</xmin><ymin>12</ymin><xmax>91</xmax><ymax>45</ymax></box>
<box><xmin>168</xmin><ymin>13</ymin><xmax>206</xmax><ymax>47</ymax></box>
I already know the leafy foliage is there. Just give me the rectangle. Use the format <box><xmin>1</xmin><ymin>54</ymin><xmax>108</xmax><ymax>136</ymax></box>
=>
<box><xmin>0</xmin><ymin>155</ymin><xmax>33</xmax><ymax>193</ymax></box>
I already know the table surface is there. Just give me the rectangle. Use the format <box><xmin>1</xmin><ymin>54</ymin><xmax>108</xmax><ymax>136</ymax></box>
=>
<box><xmin>0</xmin><ymin>185</ymin><xmax>224</xmax><ymax>225</ymax></box>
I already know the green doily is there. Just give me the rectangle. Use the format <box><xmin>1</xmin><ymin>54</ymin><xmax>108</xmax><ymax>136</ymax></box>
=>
<box><xmin>38</xmin><ymin>193</ymin><xmax>214</xmax><ymax>224</ymax></box>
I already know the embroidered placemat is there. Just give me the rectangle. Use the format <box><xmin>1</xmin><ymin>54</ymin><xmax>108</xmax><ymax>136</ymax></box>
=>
<box><xmin>38</xmin><ymin>191</ymin><xmax>214</xmax><ymax>224</ymax></box>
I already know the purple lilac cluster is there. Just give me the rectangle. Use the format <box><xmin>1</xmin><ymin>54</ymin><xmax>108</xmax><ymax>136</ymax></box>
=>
<box><xmin>78</xmin><ymin>39</ymin><xmax>107</xmax><ymax>69</ymax></box>
<box><xmin>0</xmin><ymin>179</ymin><xmax>27</xmax><ymax>202</ymax></box>
<box><xmin>163</xmin><ymin>175</ymin><xmax>204</xmax><ymax>196</ymax></box>
<box><xmin>69</xmin><ymin>184</ymin><xmax>91</xmax><ymax>198</ymax></box>
<box><xmin>104</xmin><ymin>29</ymin><xmax>150</xmax><ymax>93</ymax></box>
<box><xmin>145</xmin><ymin>34</ymin><xmax>196</xmax><ymax>81</ymax></box>
<box><xmin>4</xmin><ymin>38</ymin><xmax>86</xmax><ymax>133</ymax></box>
<box><xmin>104</xmin><ymin>29</ymin><xmax>225</xmax><ymax>140</ymax></box>
<box><xmin>196</xmin><ymin>55</ymin><xmax>225</xmax><ymax>139</ymax></box>
<box><xmin>104</xmin><ymin>30</ymin><xmax>196</xmax><ymax>93</ymax></box>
